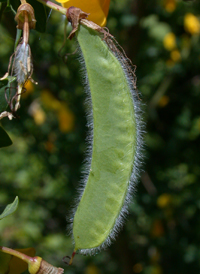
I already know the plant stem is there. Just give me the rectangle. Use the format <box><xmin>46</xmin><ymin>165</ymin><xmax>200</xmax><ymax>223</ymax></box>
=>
<box><xmin>36</xmin><ymin>0</ymin><xmax>67</xmax><ymax>15</ymax></box>
<box><xmin>14</xmin><ymin>29</ymin><xmax>22</xmax><ymax>50</ymax></box>
<box><xmin>0</xmin><ymin>246</ymin><xmax>31</xmax><ymax>264</ymax></box>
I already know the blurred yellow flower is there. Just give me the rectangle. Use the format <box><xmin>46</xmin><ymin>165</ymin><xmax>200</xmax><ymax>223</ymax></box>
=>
<box><xmin>170</xmin><ymin>49</ymin><xmax>181</xmax><ymax>62</ymax></box>
<box><xmin>45</xmin><ymin>140</ymin><xmax>56</xmax><ymax>153</ymax></box>
<box><xmin>41</xmin><ymin>90</ymin><xmax>61</xmax><ymax>111</ymax></box>
<box><xmin>41</xmin><ymin>90</ymin><xmax>75</xmax><ymax>132</ymax></box>
<box><xmin>166</xmin><ymin>59</ymin><xmax>175</xmax><ymax>68</ymax></box>
<box><xmin>133</xmin><ymin>263</ymin><xmax>143</xmax><ymax>273</ymax></box>
<box><xmin>85</xmin><ymin>264</ymin><xmax>100</xmax><ymax>274</ymax></box>
<box><xmin>164</xmin><ymin>0</ymin><xmax>176</xmax><ymax>13</ymax></box>
<box><xmin>57</xmin><ymin>103</ymin><xmax>75</xmax><ymax>133</ymax></box>
<box><xmin>29</xmin><ymin>102</ymin><xmax>46</xmax><ymax>125</ymax></box>
<box><xmin>56</xmin><ymin>0</ymin><xmax>110</xmax><ymax>27</ymax></box>
<box><xmin>158</xmin><ymin>95</ymin><xmax>170</xmax><ymax>107</ymax></box>
<box><xmin>151</xmin><ymin>220</ymin><xmax>164</xmax><ymax>238</ymax></box>
<box><xmin>157</xmin><ymin>193</ymin><xmax>171</xmax><ymax>208</ymax></box>
<box><xmin>163</xmin><ymin>32</ymin><xmax>176</xmax><ymax>51</ymax></box>
<box><xmin>184</xmin><ymin>13</ymin><xmax>200</xmax><ymax>35</ymax></box>
<box><xmin>150</xmin><ymin>265</ymin><xmax>163</xmax><ymax>274</ymax></box>
<box><xmin>22</xmin><ymin>80</ymin><xmax>34</xmax><ymax>98</ymax></box>
<box><xmin>150</xmin><ymin>248</ymin><xmax>160</xmax><ymax>263</ymax></box>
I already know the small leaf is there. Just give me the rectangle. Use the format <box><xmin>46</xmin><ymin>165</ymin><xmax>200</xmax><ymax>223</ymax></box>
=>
<box><xmin>0</xmin><ymin>75</ymin><xmax>16</xmax><ymax>113</ymax></box>
<box><xmin>0</xmin><ymin>196</ymin><xmax>19</xmax><ymax>220</ymax></box>
<box><xmin>0</xmin><ymin>85</ymin><xmax>9</xmax><ymax>113</ymax></box>
<box><xmin>0</xmin><ymin>74</ymin><xmax>16</xmax><ymax>86</ymax></box>
<box><xmin>0</xmin><ymin>126</ymin><xmax>12</xmax><ymax>148</ymax></box>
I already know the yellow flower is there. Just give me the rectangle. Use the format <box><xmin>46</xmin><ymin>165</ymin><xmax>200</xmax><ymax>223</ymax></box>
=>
<box><xmin>33</xmin><ymin>107</ymin><xmax>46</xmax><ymax>125</ymax></box>
<box><xmin>41</xmin><ymin>90</ymin><xmax>61</xmax><ymax>111</ymax></box>
<box><xmin>151</xmin><ymin>220</ymin><xmax>164</xmax><ymax>238</ymax></box>
<box><xmin>56</xmin><ymin>0</ymin><xmax>110</xmax><ymax>27</ymax></box>
<box><xmin>158</xmin><ymin>95</ymin><xmax>170</xmax><ymax>107</ymax></box>
<box><xmin>150</xmin><ymin>265</ymin><xmax>163</xmax><ymax>274</ymax></box>
<box><xmin>29</xmin><ymin>101</ymin><xmax>46</xmax><ymax>125</ymax></box>
<box><xmin>157</xmin><ymin>193</ymin><xmax>171</xmax><ymax>208</ymax></box>
<box><xmin>163</xmin><ymin>32</ymin><xmax>176</xmax><ymax>51</ymax></box>
<box><xmin>184</xmin><ymin>13</ymin><xmax>200</xmax><ymax>35</ymax></box>
<box><xmin>85</xmin><ymin>264</ymin><xmax>100</xmax><ymax>274</ymax></box>
<box><xmin>40</xmin><ymin>90</ymin><xmax>75</xmax><ymax>132</ymax></box>
<box><xmin>164</xmin><ymin>0</ymin><xmax>176</xmax><ymax>13</ymax></box>
<box><xmin>22</xmin><ymin>80</ymin><xmax>34</xmax><ymax>98</ymax></box>
<box><xmin>166</xmin><ymin>59</ymin><xmax>175</xmax><ymax>68</ymax></box>
<box><xmin>133</xmin><ymin>263</ymin><xmax>143</xmax><ymax>273</ymax></box>
<box><xmin>57</xmin><ymin>103</ymin><xmax>75</xmax><ymax>133</ymax></box>
<box><xmin>170</xmin><ymin>49</ymin><xmax>181</xmax><ymax>62</ymax></box>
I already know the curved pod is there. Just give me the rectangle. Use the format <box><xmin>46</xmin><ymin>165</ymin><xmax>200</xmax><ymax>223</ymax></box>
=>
<box><xmin>72</xmin><ymin>25</ymin><xmax>143</xmax><ymax>254</ymax></box>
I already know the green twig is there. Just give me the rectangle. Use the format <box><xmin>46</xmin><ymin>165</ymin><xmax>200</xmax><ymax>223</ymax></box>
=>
<box><xmin>36</xmin><ymin>0</ymin><xmax>67</xmax><ymax>15</ymax></box>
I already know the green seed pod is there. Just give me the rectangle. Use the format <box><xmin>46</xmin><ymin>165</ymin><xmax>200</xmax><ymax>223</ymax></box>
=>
<box><xmin>70</xmin><ymin>25</ymin><xmax>144</xmax><ymax>255</ymax></box>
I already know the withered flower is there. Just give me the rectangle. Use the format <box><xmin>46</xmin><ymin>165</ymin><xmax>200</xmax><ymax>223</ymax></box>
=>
<box><xmin>12</xmin><ymin>2</ymin><xmax>36</xmax><ymax>112</ymax></box>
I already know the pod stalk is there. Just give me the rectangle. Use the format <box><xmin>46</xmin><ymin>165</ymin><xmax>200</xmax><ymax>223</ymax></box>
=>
<box><xmin>36</xmin><ymin>0</ymin><xmax>67</xmax><ymax>15</ymax></box>
<box><xmin>0</xmin><ymin>246</ymin><xmax>64</xmax><ymax>274</ymax></box>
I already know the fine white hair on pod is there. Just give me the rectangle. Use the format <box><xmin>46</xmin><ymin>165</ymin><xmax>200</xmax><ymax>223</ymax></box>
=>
<box><xmin>14</xmin><ymin>42</ymin><xmax>32</xmax><ymax>85</ymax></box>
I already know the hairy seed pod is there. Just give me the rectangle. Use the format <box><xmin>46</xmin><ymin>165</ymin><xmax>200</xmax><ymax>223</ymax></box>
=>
<box><xmin>14</xmin><ymin>42</ymin><xmax>32</xmax><ymax>85</ymax></box>
<box><xmin>69</xmin><ymin>24</ymin><xmax>145</xmax><ymax>255</ymax></box>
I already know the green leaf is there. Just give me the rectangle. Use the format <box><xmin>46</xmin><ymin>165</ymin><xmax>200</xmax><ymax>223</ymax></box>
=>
<box><xmin>27</xmin><ymin>0</ymin><xmax>47</xmax><ymax>33</ymax></box>
<box><xmin>0</xmin><ymin>2</ymin><xmax>7</xmax><ymax>23</ymax></box>
<box><xmin>0</xmin><ymin>252</ymin><xmax>11</xmax><ymax>274</ymax></box>
<box><xmin>0</xmin><ymin>75</ymin><xmax>16</xmax><ymax>113</ymax></box>
<box><xmin>0</xmin><ymin>126</ymin><xmax>12</xmax><ymax>148</ymax></box>
<box><xmin>0</xmin><ymin>196</ymin><xmax>19</xmax><ymax>220</ymax></box>
<box><xmin>0</xmin><ymin>75</ymin><xmax>16</xmax><ymax>88</ymax></box>
<box><xmin>0</xmin><ymin>85</ymin><xmax>9</xmax><ymax>113</ymax></box>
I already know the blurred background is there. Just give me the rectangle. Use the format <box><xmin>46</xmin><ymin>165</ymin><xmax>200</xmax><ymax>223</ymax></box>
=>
<box><xmin>0</xmin><ymin>0</ymin><xmax>200</xmax><ymax>273</ymax></box>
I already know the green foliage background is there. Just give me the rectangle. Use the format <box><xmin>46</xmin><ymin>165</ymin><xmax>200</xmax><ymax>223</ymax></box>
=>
<box><xmin>0</xmin><ymin>0</ymin><xmax>200</xmax><ymax>273</ymax></box>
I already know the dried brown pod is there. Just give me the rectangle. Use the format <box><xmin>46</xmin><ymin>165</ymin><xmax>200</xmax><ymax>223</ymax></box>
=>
<box><xmin>66</xmin><ymin>6</ymin><xmax>89</xmax><ymax>39</ymax></box>
<box><xmin>66</xmin><ymin>6</ymin><xmax>112</xmax><ymax>41</ymax></box>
